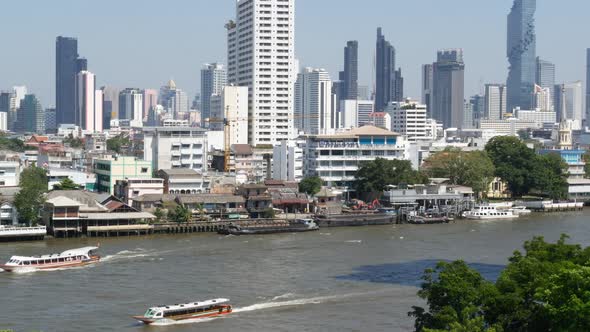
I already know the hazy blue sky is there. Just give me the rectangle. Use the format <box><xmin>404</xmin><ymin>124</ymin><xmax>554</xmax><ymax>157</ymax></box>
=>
<box><xmin>1</xmin><ymin>0</ymin><xmax>588</xmax><ymax>106</ymax></box>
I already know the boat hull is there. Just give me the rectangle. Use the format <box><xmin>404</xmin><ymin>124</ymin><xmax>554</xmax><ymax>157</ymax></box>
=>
<box><xmin>0</xmin><ymin>256</ymin><xmax>100</xmax><ymax>272</ymax></box>
<box><xmin>133</xmin><ymin>310</ymin><xmax>232</xmax><ymax>325</ymax></box>
<box><xmin>465</xmin><ymin>215</ymin><xmax>519</xmax><ymax>220</ymax></box>
<box><xmin>219</xmin><ymin>226</ymin><xmax>319</xmax><ymax>236</ymax></box>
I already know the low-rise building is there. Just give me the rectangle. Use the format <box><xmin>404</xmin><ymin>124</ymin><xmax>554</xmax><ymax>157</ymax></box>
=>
<box><xmin>383</xmin><ymin>181</ymin><xmax>474</xmax><ymax>212</ymax></box>
<box><xmin>0</xmin><ymin>187</ymin><xmax>19</xmax><ymax>225</ymax></box>
<box><xmin>157</xmin><ymin>169</ymin><xmax>209</xmax><ymax>194</ymax></box>
<box><xmin>143</xmin><ymin>126</ymin><xmax>208</xmax><ymax>172</ymax></box>
<box><xmin>114</xmin><ymin>178</ymin><xmax>164</xmax><ymax>207</ymax></box>
<box><xmin>93</xmin><ymin>156</ymin><xmax>152</xmax><ymax>194</ymax></box>
<box><xmin>38</xmin><ymin>145</ymin><xmax>73</xmax><ymax>169</ymax></box>
<box><xmin>47</xmin><ymin>168</ymin><xmax>95</xmax><ymax>191</ymax></box>
<box><xmin>0</xmin><ymin>160</ymin><xmax>20</xmax><ymax>187</ymax></box>
<box><xmin>176</xmin><ymin>194</ymin><xmax>247</xmax><ymax>219</ymax></box>
<box><xmin>238</xmin><ymin>184</ymin><xmax>273</xmax><ymax>218</ymax></box>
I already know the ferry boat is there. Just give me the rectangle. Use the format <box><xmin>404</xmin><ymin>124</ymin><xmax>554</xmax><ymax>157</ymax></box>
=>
<box><xmin>0</xmin><ymin>246</ymin><xmax>100</xmax><ymax>272</ymax></box>
<box><xmin>133</xmin><ymin>298</ymin><xmax>232</xmax><ymax>325</ymax></box>
<box><xmin>218</xmin><ymin>219</ymin><xmax>319</xmax><ymax>235</ymax></box>
<box><xmin>463</xmin><ymin>205</ymin><xmax>519</xmax><ymax>220</ymax></box>
<box><xmin>0</xmin><ymin>225</ymin><xmax>46</xmax><ymax>242</ymax></box>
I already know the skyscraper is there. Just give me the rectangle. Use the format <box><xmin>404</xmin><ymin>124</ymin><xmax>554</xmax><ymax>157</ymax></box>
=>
<box><xmin>101</xmin><ymin>86</ymin><xmax>119</xmax><ymax>129</ymax></box>
<box><xmin>422</xmin><ymin>64</ymin><xmax>434</xmax><ymax>115</ymax></box>
<box><xmin>535</xmin><ymin>57</ymin><xmax>555</xmax><ymax>110</ymax></box>
<box><xmin>586</xmin><ymin>49</ymin><xmax>590</xmax><ymax>122</ymax></box>
<box><xmin>506</xmin><ymin>0</ymin><xmax>536</xmax><ymax>112</ymax></box>
<box><xmin>159</xmin><ymin>80</ymin><xmax>189</xmax><ymax>119</ymax></box>
<box><xmin>484</xmin><ymin>84</ymin><xmax>507</xmax><ymax>120</ymax></box>
<box><xmin>340</xmin><ymin>41</ymin><xmax>358</xmax><ymax>100</ymax></box>
<box><xmin>294</xmin><ymin>68</ymin><xmax>334</xmax><ymax>135</ymax></box>
<box><xmin>393</xmin><ymin>68</ymin><xmax>404</xmax><ymax>102</ymax></box>
<box><xmin>432</xmin><ymin>49</ymin><xmax>465</xmax><ymax>128</ymax></box>
<box><xmin>200</xmin><ymin>63</ymin><xmax>227</xmax><ymax>123</ymax></box>
<box><xmin>227</xmin><ymin>0</ymin><xmax>295</xmax><ymax>145</ymax></box>
<box><xmin>17</xmin><ymin>94</ymin><xmax>44</xmax><ymax>134</ymax></box>
<box><xmin>375</xmin><ymin>28</ymin><xmax>397</xmax><ymax>111</ymax></box>
<box><xmin>0</xmin><ymin>92</ymin><xmax>16</xmax><ymax>132</ymax></box>
<box><xmin>76</xmin><ymin>70</ymin><xmax>98</xmax><ymax>131</ymax></box>
<box><xmin>470</xmin><ymin>95</ymin><xmax>485</xmax><ymax>127</ymax></box>
<box><xmin>142</xmin><ymin>89</ymin><xmax>158</xmax><ymax>122</ymax></box>
<box><xmin>119</xmin><ymin>88</ymin><xmax>143</xmax><ymax>127</ymax></box>
<box><xmin>562</xmin><ymin>81</ymin><xmax>584</xmax><ymax>128</ymax></box>
<box><xmin>56</xmin><ymin>36</ymin><xmax>79</xmax><ymax>125</ymax></box>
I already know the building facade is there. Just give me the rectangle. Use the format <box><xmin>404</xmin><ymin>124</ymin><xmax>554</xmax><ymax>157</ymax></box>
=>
<box><xmin>75</xmin><ymin>71</ymin><xmax>102</xmax><ymax>132</ymax></box>
<box><xmin>535</xmin><ymin>57</ymin><xmax>555</xmax><ymax>110</ymax></box>
<box><xmin>119</xmin><ymin>88</ymin><xmax>143</xmax><ymax>127</ymax></box>
<box><xmin>143</xmin><ymin>126</ymin><xmax>208</xmax><ymax>172</ymax></box>
<box><xmin>340</xmin><ymin>41</ymin><xmax>358</xmax><ymax>101</ymax></box>
<box><xmin>375</xmin><ymin>28</ymin><xmax>397</xmax><ymax>112</ymax></box>
<box><xmin>294</xmin><ymin>68</ymin><xmax>334</xmax><ymax>135</ymax></box>
<box><xmin>484</xmin><ymin>84</ymin><xmax>507</xmax><ymax>120</ymax></box>
<box><xmin>200</xmin><ymin>63</ymin><xmax>227</xmax><ymax>123</ymax></box>
<box><xmin>56</xmin><ymin>36</ymin><xmax>79</xmax><ymax>126</ymax></box>
<box><xmin>209</xmin><ymin>85</ymin><xmax>248</xmax><ymax>146</ymax></box>
<box><xmin>227</xmin><ymin>0</ymin><xmax>295</xmax><ymax>146</ymax></box>
<box><xmin>101</xmin><ymin>86</ymin><xmax>119</xmax><ymax>129</ymax></box>
<box><xmin>93</xmin><ymin>156</ymin><xmax>153</xmax><ymax>194</ymax></box>
<box><xmin>272</xmin><ymin>139</ymin><xmax>303</xmax><ymax>182</ymax></box>
<box><xmin>432</xmin><ymin>49</ymin><xmax>465</xmax><ymax>129</ymax></box>
<box><xmin>17</xmin><ymin>94</ymin><xmax>44</xmax><ymax>134</ymax></box>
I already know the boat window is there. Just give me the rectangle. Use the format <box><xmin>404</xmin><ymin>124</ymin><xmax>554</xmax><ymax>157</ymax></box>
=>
<box><xmin>155</xmin><ymin>312</ymin><xmax>162</xmax><ymax>317</ymax></box>
<box><xmin>197</xmin><ymin>308</ymin><xmax>203</xmax><ymax>312</ymax></box>
<box><xmin>24</xmin><ymin>261</ymin><xmax>30</xmax><ymax>265</ymax></box>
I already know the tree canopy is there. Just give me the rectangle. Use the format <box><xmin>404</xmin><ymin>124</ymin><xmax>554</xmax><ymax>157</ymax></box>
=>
<box><xmin>410</xmin><ymin>235</ymin><xmax>590</xmax><ymax>332</ymax></box>
<box><xmin>14</xmin><ymin>166</ymin><xmax>48</xmax><ymax>225</ymax></box>
<box><xmin>106</xmin><ymin>135</ymin><xmax>130</xmax><ymax>154</ymax></box>
<box><xmin>485</xmin><ymin>136</ymin><xmax>568</xmax><ymax>199</ymax></box>
<box><xmin>354</xmin><ymin>158</ymin><xmax>429</xmax><ymax>193</ymax></box>
<box><xmin>63</xmin><ymin>135</ymin><xmax>84</xmax><ymax>149</ymax></box>
<box><xmin>298</xmin><ymin>176</ymin><xmax>323</xmax><ymax>196</ymax></box>
<box><xmin>0</xmin><ymin>136</ymin><xmax>26</xmax><ymax>152</ymax></box>
<box><xmin>167</xmin><ymin>204</ymin><xmax>192</xmax><ymax>224</ymax></box>
<box><xmin>52</xmin><ymin>177</ymin><xmax>81</xmax><ymax>191</ymax></box>
<box><xmin>424</xmin><ymin>149</ymin><xmax>495</xmax><ymax>197</ymax></box>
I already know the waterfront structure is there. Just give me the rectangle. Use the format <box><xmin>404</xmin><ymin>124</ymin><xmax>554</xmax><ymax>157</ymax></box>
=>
<box><xmin>272</xmin><ymin>140</ymin><xmax>303</xmax><ymax>182</ymax></box>
<box><xmin>506</xmin><ymin>0</ymin><xmax>536</xmax><ymax>112</ymax></box>
<box><xmin>0</xmin><ymin>161</ymin><xmax>20</xmax><ymax>187</ymax></box>
<box><xmin>538</xmin><ymin>149</ymin><xmax>590</xmax><ymax>201</ymax></box>
<box><xmin>340</xmin><ymin>41</ymin><xmax>358</xmax><ymax>100</ymax></box>
<box><xmin>484</xmin><ymin>84</ymin><xmax>507</xmax><ymax>120</ymax></box>
<box><xmin>101</xmin><ymin>86</ymin><xmax>119</xmax><ymax>129</ymax></box>
<box><xmin>303</xmin><ymin>126</ymin><xmax>407</xmax><ymax>187</ymax></box>
<box><xmin>119</xmin><ymin>88</ymin><xmax>143</xmax><ymax>127</ymax></box>
<box><xmin>75</xmin><ymin>71</ymin><xmax>102</xmax><ymax>132</ymax></box>
<box><xmin>340</xmin><ymin>99</ymin><xmax>374</xmax><ymax>129</ymax></box>
<box><xmin>16</xmin><ymin>94</ymin><xmax>44</xmax><ymax>134</ymax></box>
<box><xmin>432</xmin><ymin>49</ymin><xmax>465</xmax><ymax>128</ymax></box>
<box><xmin>535</xmin><ymin>57</ymin><xmax>555</xmax><ymax>110</ymax></box>
<box><xmin>93</xmin><ymin>156</ymin><xmax>153</xmax><ymax>194</ymax></box>
<box><xmin>383</xmin><ymin>182</ymin><xmax>474</xmax><ymax>209</ymax></box>
<box><xmin>157</xmin><ymin>169</ymin><xmax>210</xmax><ymax>194</ymax></box>
<box><xmin>142</xmin><ymin>89</ymin><xmax>158</xmax><ymax>123</ymax></box>
<box><xmin>375</xmin><ymin>28</ymin><xmax>399</xmax><ymax>111</ymax></box>
<box><xmin>294</xmin><ymin>68</ymin><xmax>335</xmax><ymax>134</ymax></box>
<box><xmin>209</xmin><ymin>85</ymin><xmax>248</xmax><ymax>146</ymax></box>
<box><xmin>114</xmin><ymin>178</ymin><xmax>164</xmax><ymax>207</ymax></box>
<box><xmin>143</xmin><ymin>126</ymin><xmax>208</xmax><ymax>172</ymax></box>
<box><xmin>56</xmin><ymin>36</ymin><xmax>80</xmax><ymax>126</ymax></box>
<box><xmin>159</xmin><ymin>80</ymin><xmax>189</xmax><ymax>119</ymax></box>
<box><xmin>226</xmin><ymin>0</ymin><xmax>295</xmax><ymax>146</ymax></box>
<box><xmin>201</xmin><ymin>63</ymin><xmax>227</xmax><ymax>123</ymax></box>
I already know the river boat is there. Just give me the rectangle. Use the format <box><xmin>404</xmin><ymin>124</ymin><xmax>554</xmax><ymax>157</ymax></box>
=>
<box><xmin>511</xmin><ymin>206</ymin><xmax>532</xmax><ymax>215</ymax></box>
<box><xmin>0</xmin><ymin>246</ymin><xmax>100</xmax><ymax>272</ymax></box>
<box><xmin>133</xmin><ymin>298</ymin><xmax>232</xmax><ymax>325</ymax></box>
<box><xmin>463</xmin><ymin>205</ymin><xmax>519</xmax><ymax>220</ymax></box>
<box><xmin>0</xmin><ymin>225</ymin><xmax>46</xmax><ymax>242</ymax></box>
<box><xmin>218</xmin><ymin>219</ymin><xmax>319</xmax><ymax>235</ymax></box>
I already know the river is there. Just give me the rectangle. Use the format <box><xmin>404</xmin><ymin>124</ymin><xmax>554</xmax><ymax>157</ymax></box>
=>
<box><xmin>1</xmin><ymin>210</ymin><xmax>589</xmax><ymax>332</ymax></box>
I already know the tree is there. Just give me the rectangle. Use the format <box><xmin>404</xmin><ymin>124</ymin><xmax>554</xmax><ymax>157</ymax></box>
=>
<box><xmin>168</xmin><ymin>204</ymin><xmax>192</xmax><ymax>224</ymax></box>
<box><xmin>261</xmin><ymin>207</ymin><xmax>276</xmax><ymax>219</ymax></box>
<box><xmin>52</xmin><ymin>177</ymin><xmax>80</xmax><ymax>191</ymax></box>
<box><xmin>153</xmin><ymin>207</ymin><xmax>164</xmax><ymax>223</ymax></box>
<box><xmin>583</xmin><ymin>152</ymin><xmax>590</xmax><ymax>179</ymax></box>
<box><xmin>64</xmin><ymin>134</ymin><xmax>84</xmax><ymax>148</ymax></box>
<box><xmin>531</xmin><ymin>153</ymin><xmax>568</xmax><ymax>200</ymax></box>
<box><xmin>0</xmin><ymin>136</ymin><xmax>26</xmax><ymax>152</ymax></box>
<box><xmin>106</xmin><ymin>135</ymin><xmax>130</xmax><ymax>154</ymax></box>
<box><xmin>298</xmin><ymin>176</ymin><xmax>323</xmax><ymax>196</ymax></box>
<box><xmin>354</xmin><ymin>158</ymin><xmax>429</xmax><ymax>193</ymax></box>
<box><xmin>14</xmin><ymin>166</ymin><xmax>48</xmax><ymax>225</ymax></box>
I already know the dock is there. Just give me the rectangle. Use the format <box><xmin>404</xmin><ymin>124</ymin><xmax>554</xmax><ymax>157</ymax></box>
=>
<box><xmin>517</xmin><ymin>201</ymin><xmax>585</xmax><ymax>212</ymax></box>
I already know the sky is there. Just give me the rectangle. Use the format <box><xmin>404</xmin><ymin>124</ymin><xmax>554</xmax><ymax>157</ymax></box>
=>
<box><xmin>1</xmin><ymin>0</ymin><xmax>589</xmax><ymax>107</ymax></box>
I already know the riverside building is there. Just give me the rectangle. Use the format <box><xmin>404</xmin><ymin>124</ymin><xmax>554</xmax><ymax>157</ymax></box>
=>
<box><xmin>143</xmin><ymin>126</ymin><xmax>208</xmax><ymax>172</ymax></box>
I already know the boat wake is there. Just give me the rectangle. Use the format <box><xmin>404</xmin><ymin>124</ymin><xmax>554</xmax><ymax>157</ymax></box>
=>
<box><xmin>234</xmin><ymin>292</ymin><xmax>370</xmax><ymax>314</ymax></box>
<box><xmin>101</xmin><ymin>248</ymin><xmax>158</xmax><ymax>262</ymax></box>
<box><xmin>271</xmin><ymin>292</ymin><xmax>296</xmax><ymax>301</ymax></box>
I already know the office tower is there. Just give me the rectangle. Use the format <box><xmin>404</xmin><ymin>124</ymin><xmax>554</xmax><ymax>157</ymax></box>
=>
<box><xmin>586</xmin><ymin>49</ymin><xmax>590</xmax><ymax>122</ymax></box>
<box><xmin>535</xmin><ymin>57</ymin><xmax>555</xmax><ymax>110</ymax></box>
<box><xmin>119</xmin><ymin>88</ymin><xmax>143</xmax><ymax>127</ymax></box>
<box><xmin>294</xmin><ymin>68</ymin><xmax>334</xmax><ymax>135</ymax></box>
<box><xmin>101</xmin><ymin>86</ymin><xmax>119</xmax><ymax>129</ymax></box>
<box><xmin>12</xmin><ymin>86</ymin><xmax>27</xmax><ymax>108</ymax></box>
<box><xmin>533</xmin><ymin>84</ymin><xmax>551</xmax><ymax>111</ymax></box>
<box><xmin>45</xmin><ymin>108</ymin><xmax>57</xmax><ymax>133</ymax></box>
<box><xmin>201</xmin><ymin>63</ymin><xmax>227</xmax><ymax>123</ymax></box>
<box><xmin>142</xmin><ymin>89</ymin><xmax>158</xmax><ymax>122</ymax></box>
<box><xmin>340</xmin><ymin>100</ymin><xmax>374</xmax><ymax>128</ymax></box>
<box><xmin>387</xmin><ymin>100</ymin><xmax>428</xmax><ymax>141</ymax></box>
<box><xmin>0</xmin><ymin>92</ymin><xmax>15</xmax><ymax>131</ymax></box>
<box><xmin>17</xmin><ymin>94</ymin><xmax>44</xmax><ymax>134</ymax></box>
<box><xmin>76</xmin><ymin>58</ymin><xmax>87</xmax><ymax>72</ymax></box>
<box><xmin>56</xmin><ymin>36</ymin><xmax>79</xmax><ymax>125</ymax></box>
<box><xmin>340</xmin><ymin>41</ymin><xmax>358</xmax><ymax>100</ymax></box>
<box><xmin>422</xmin><ymin>64</ymin><xmax>434</xmax><ymax>115</ymax></box>
<box><xmin>375</xmin><ymin>28</ymin><xmax>398</xmax><ymax>111</ymax></box>
<box><xmin>227</xmin><ymin>0</ymin><xmax>295</xmax><ymax>145</ymax></box>
<box><xmin>470</xmin><ymin>95</ymin><xmax>485</xmax><ymax>127</ymax></box>
<box><xmin>463</xmin><ymin>100</ymin><xmax>474</xmax><ymax>129</ymax></box>
<box><xmin>556</xmin><ymin>81</ymin><xmax>584</xmax><ymax>128</ymax></box>
<box><xmin>394</xmin><ymin>68</ymin><xmax>404</xmax><ymax>102</ymax></box>
<box><xmin>159</xmin><ymin>80</ymin><xmax>189</xmax><ymax>119</ymax></box>
<box><xmin>506</xmin><ymin>0</ymin><xmax>536</xmax><ymax>112</ymax></box>
<box><xmin>76</xmin><ymin>70</ymin><xmax>102</xmax><ymax>132</ymax></box>
<box><xmin>358</xmin><ymin>85</ymin><xmax>369</xmax><ymax>100</ymax></box>
<box><xmin>484</xmin><ymin>84</ymin><xmax>507</xmax><ymax>120</ymax></box>
<box><xmin>432</xmin><ymin>49</ymin><xmax>465</xmax><ymax>128</ymax></box>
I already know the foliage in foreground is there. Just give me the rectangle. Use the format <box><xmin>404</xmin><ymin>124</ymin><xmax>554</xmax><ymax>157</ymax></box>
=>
<box><xmin>409</xmin><ymin>235</ymin><xmax>590</xmax><ymax>332</ymax></box>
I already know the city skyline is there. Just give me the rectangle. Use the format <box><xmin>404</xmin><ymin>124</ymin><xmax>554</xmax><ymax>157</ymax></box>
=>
<box><xmin>0</xmin><ymin>0</ymin><xmax>589</xmax><ymax>107</ymax></box>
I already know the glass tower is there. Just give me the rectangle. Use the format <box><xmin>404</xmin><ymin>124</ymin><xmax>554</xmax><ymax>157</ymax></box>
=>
<box><xmin>55</xmin><ymin>36</ymin><xmax>79</xmax><ymax>126</ymax></box>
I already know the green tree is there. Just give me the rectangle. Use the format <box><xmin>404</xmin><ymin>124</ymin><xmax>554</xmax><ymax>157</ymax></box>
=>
<box><xmin>63</xmin><ymin>134</ymin><xmax>84</xmax><ymax>148</ymax></box>
<box><xmin>531</xmin><ymin>153</ymin><xmax>568</xmax><ymax>200</ymax></box>
<box><xmin>0</xmin><ymin>136</ymin><xmax>26</xmax><ymax>152</ymax></box>
<box><xmin>583</xmin><ymin>152</ymin><xmax>590</xmax><ymax>178</ymax></box>
<box><xmin>354</xmin><ymin>158</ymin><xmax>429</xmax><ymax>193</ymax></box>
<box><xmin>106</xmin><ymin>135</ymin><xmax>130</xmax><ymax>153</ymax></box>
<box><xmin>168</xmin><ymin>204</ymin><xmax>192</xmax><ymax>224</ymax></box>
<box><xmin>14</xmin><ymin>166</ymin><xmax>48</xmax><ymax>225</ymax></box>
<box><xmin>261</xmin><ymin>207</ymin><xmax>276</xmax><ymax>219</ymax></box>
<box><xmin>153</xmin><ymin>207</ymin><xmax>164</xmax><ymax>223</ymax></box>
<box><xmin>298</xmin><ymin>176</ymin><xmax>323</xmax><ymax>196</ymax></box>
<box><xmin>52</xmin><ymin>177</ymin><xmax>80</xmax><ymax>191</ymax></box>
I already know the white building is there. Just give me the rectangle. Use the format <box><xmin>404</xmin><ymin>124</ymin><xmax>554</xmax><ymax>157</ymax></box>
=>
<box><xmin>303</xmin><ymin>126</ymin><xmax>407</xmax><ymax>187</ymax></box>
<box><xmin>340</xmin><ymin>99</ymin><xmax>374</xmax><ymax>129</ymax></box>
<box><xmin>533</xmin><ymin>84</ymin><xmax>552</xmax><ymax>111</ymax></box>
<box><xmin>479</xmin><ymin>118</ymin><xmax>537</xmax><ymax>136</ymax></box>
<box><xmin>294</xmin><ymin>68</ymin><xmax>335</xmax><ymax>135</ymax></box>
<box><xmin>368</xmin><ymin>112</ymin><xmax>391</xmax><ymax>131</ymax></box>
<box><xmin>119</xmin><ymin>88</ymin><xmax>143</xmax><ymax>127</ymax></box>
<box><xmin>227</xmin><ymin>0</ymin><xmax>295</xmax><ymax>146</ymax></box>
<box><xmin>484</xmin><ymin>84</ymin><xmax>507</xmax><ymax>119</ymax></box>
<box><xmin>47</xmin><ymin>168</ymin><xmax>95</xmax><ymax>191</ymax></box>
<box><xmin>515</xmin><ymin>108</ymin><xmax>556</xmax><ymax>128</ymax></box>
<box><xmin>0</xmin><ymin>112</ymin><xmax>7</xmax><ymax>132</ymax></box>
<box><xmin>562</xmin><ymin>81</ymin><xmax>584</xmax><ymax>129</ymax></box>
<box><xmin>272</xmin><ymin>139</ymin><xmax>303</xmax><ymax>182</ymax></box>
<box><xmin>0</xmin><ymin>161</ymin><xmax>20</xmax><ymax>187</ymax></box>
<box><xmin>143</xmin><ymin>126</ymin><xmax>208</xmax><ymax>172</ymax></box>
<box><xmin>386</xmin><ymin>100</ymin><xmax>430</xmax><ymax>141</ymax></box>
<box><xmin>114</xmin><ymin>178</ymin><xmax>165</xmax><ymax>207</ymax></box>
<box><xmin>209</xmin><ymin>86</ymin><xmax>248</xmax><ymax>146</ymax></box>
<box><xmin>75</xmin><ymin>71</ymin><xmax>103</xmax><ymax>132</ymax></box>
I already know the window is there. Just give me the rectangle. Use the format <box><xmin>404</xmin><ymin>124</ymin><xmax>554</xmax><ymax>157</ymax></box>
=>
<box><xmin>141</xmin><ymin>168</ymin><xmax>148</xmax><ymax>173</ymax></box>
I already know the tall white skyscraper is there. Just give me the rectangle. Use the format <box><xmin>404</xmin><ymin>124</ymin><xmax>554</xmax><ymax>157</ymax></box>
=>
<box><xmin>227</xmin><ymin>0</ymin><xmax>296</xmax><ymax>146</ymax></box>
<box><xmin>294</xmin><ymin>68</ymin><xmax>334</xmax><ymax>135</ymax></box>
<box><xmin>201</xmin><ymin>63</ymin><xmax>227</xmax><ymax>123</ymax></box>
<box><xmin>563</xmin><ymin>81</ymin><xmax>584</xmax><ymax>128</ymax></box>
<box><xmin>484</xmin><ymin>84</ymin><xmax>507</xmax><ymax>120</ymax></box>
<box><xmin>76</xmin><ymin>71</ymin><xmax>102</xmax><ymax>132</ymax></box>
<box><xmin>209</xmin><ymin>86</ymin><xmax>249</xmax><ymax>146</ymax></box>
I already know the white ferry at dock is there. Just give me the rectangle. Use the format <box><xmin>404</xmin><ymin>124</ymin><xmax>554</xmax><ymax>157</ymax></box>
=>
<box><xmin>0</xmin><ymin>246</ymin><xmax>100</xmax><ymax>272</ymax></box>
<box><xmin>133</xmin><ymin>298</ymin><xmax>232</xmax><ymax>325</ymax></box>
<box><xmin>463</xmin><ymin>205</ymin><xmax>519</xmax><ymax>220</ymax></box>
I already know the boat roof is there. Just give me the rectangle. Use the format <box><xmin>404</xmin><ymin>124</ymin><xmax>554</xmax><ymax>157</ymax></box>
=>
<box><xmin>150</xmin><ymin>298</ymin><xmax>230</xmax><ymax>311</ymax></box>
<box><xmin>10</xmin><ymin>246</ymin><xmax>99</xmax><ymax>260</ymax></box>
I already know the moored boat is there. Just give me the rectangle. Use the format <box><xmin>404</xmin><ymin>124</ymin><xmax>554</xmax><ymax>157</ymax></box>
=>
<box><xmin>463</xmin><ymin>205</ymin><xmax>519</xmax><ymax>220</ymax></box>
<box><xmin>511</xmin><ymin>206</ymin><xmax>532</xmax><ymax>215</ymax></box>
<box><xmin>218</xmin><ymin>219</ymin><xmax>319</xmax><ymax>235</ymax></box>
<box><xmin>0</xmin><ymin>246</ymin><xmax>100</xmax><ymax>272</ymax></box>
<box><xmin>133</xmin><ymin>298</ymin><xmax>232</xmax><ymax>325</ymax></box>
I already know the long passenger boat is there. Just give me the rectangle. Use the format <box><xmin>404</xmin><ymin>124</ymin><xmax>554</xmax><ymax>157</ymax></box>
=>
<box><xmin>0</xmin><ymin>246</ymin><xmax>100</xmax><ymax>272</ymax></box>
<box><xmin>133</xmin><ymin>298</ymin><xmax>232</xmax><ymax>325</ymax></box>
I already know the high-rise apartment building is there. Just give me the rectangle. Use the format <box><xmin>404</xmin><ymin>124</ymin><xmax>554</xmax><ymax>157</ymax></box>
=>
<box><xmin>422</xmin><ymin>64</ymin><xmax>434</xmax><ymax>116</ymax></box>
<box><xmin>432</xmin><ymin>49</ymin><xmax>465</xmax><ymax>128</ymax></box>
<box><xmin>557</xmin><ymin>82</ymin><xmax>584</xmax><ymax>128</ymax></box>
<box><xmin>394</xmin><ymin>68</ymin><xmax>404</xmax><ymax>102</ymax></box>
<box><xmin>76</xmin><ymin>71</ymin><xmax>102</xmax><ymax>132</ymax></box>
<box><xmin>386</xmin><ymin>100</ymin><xmax>428</xmax><ymax>141</ymax></box>
<box><xmin>227</xmin><ymin>0</ymin><xmax>296</xmax><ymax>146</ymax></box>
<box><xmin>0</xmin><ymin>92</ymin><xmax>15</xmax><ymax>132</ymax></box>
<box><xmin>484</xmin><ymin>84</ymin><xmax>507</xmax><ymax>120</ymax></box>
<box><xmin>586</xmin><ymin>49</ymin><xmax>590</xmax><ymax>122</ymax></box>
<box><xmin>375</xmin><ymin>28</ymin><xmax>397</xmax><ymax>111</ymax></box>
<box><xmin>17</xmin><ymin>94</ymin><xmax>44</xmax><ymax>134</ymax></box>
<box><xmin>119</xmin><ymin>88</ymin><xmax>143</xmax><ymax>127</ymax></box>
<box><xmin>294</xmin><ymin>68</ymin><xmax>334</xmax><ymax>135</ymax></box>
<box><xmin>339</xmin><ymin>41</ymin><xmax>358</xmax><ymax>101</ymax></box>
<box><xmin>506</xmin><ymin>0</ymin><xmax>536</xmax><ymax>112</ymax></box>
<box><xmin>470</xmin><ymin>95</ymin><xmax>485</xmax><ymax>127</ymax></box>
<box><xmin>200</xmin><ymin>63</ymin><xmax>227</xmax><ymax>123</ymax></box>
<box><xmin>533</xmin><ymin>84</ymin><xmax>551</xmax><ymax>111</ymax></box>
<box><xmin>56</xmin><ymin>36</ymin><xmax>79</xmax><ymax>125</ymax></box>
<box><xmin>535</xmin><ymin>57</ymin><xmax>555</xmax><ymax>110</ymax></box>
